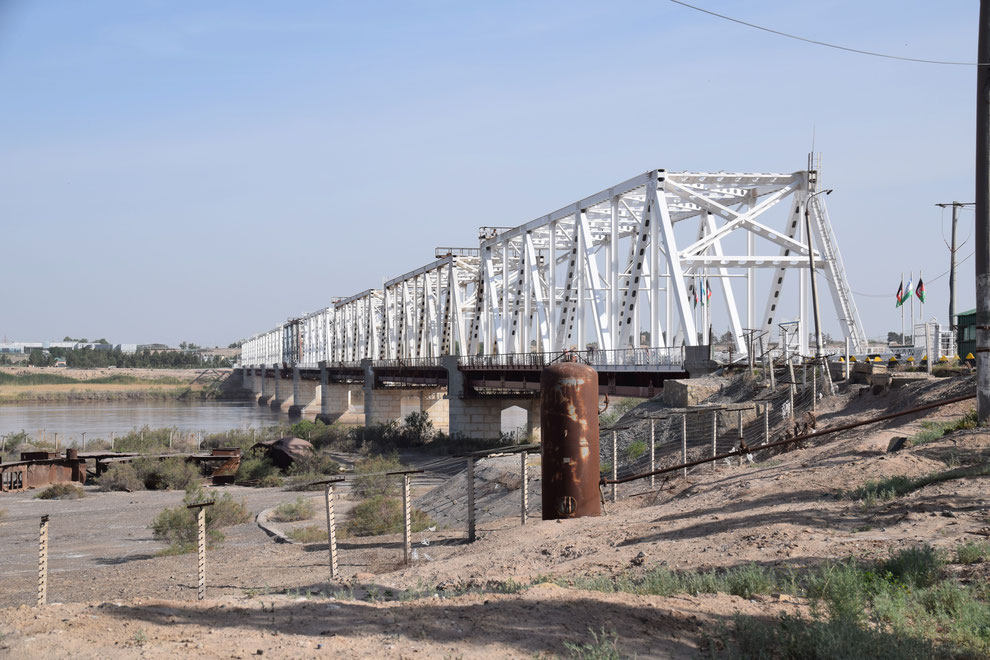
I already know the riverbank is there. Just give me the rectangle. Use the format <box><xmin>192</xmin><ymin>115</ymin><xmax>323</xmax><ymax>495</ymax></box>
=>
<box><xmin>0</xmin><ymin>367</ymin><xmax>237</xmax><ymax>404</ymax></box>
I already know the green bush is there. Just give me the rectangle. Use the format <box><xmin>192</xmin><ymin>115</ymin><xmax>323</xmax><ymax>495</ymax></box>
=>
<box><xmin>151</xmin><ymin>486</ymin><xmax>251</xmax><ymax>553</ymax></box>
<box><xmin>343</xmin><ymin>495</ymin><xmax>433</xmax><ymax>537</ymax></box>
<box><xmin>287</xmin><ymin>525</ymin><xmax>326</xmax><ymax>544</ymax></box>
<box><xmin>271</xmin><ymin>497</ymin><xmax>316</xmax><ymax>522</ymax></box>
<box><xmin>98</xmin><ymin>463</ymin><xmax>145</xmax><ymax>491</ymax></box>
<box><xmin>401</xmin><ymin>411</ymin><xmax>435</xmax><ymax>445</ymax></box>
<box><xmin>352</xmin><ymin>453</ymin><xmax>403</xmax><ymax>498</ymax></box>
<box><xmin>235</xmin><ymin>454</ymin><xmax>283</xmax><ymax>487</ymax></box>
<box><xmin>881</xmin><ymin>545</ymin><xmax>945</xmax><ymax>589</ymax></box>
<box><xmin>132</xmin><ymin>456</ymin><xmax>201</xmax><ymax>490</ymax></box>
<box><xmin>910</xmin><ymin>410</ymin><xmax>979</xmax><ymax>446</ymax></box>
<box><xmin>623</xmin><ymin>440</ymin><xmax>647</xmax><ymax>462</ymax></box>
<box><xmin>288</xmin><ymin>450</ymin><xmax>341</xmax><ymax>477</ymax></box>
<box><xmin>113</xmin><ymin>426</ymin><xmax>174</xmax><ymax>453</ymax></box>
<box><xmin>956</xmin><ymin>541</ymin><xmax>990</xmax><ymax>565</ymax></box>
<box><xmin>562</xmin><ymin>628</ymin><xmax>623</xmax><ymax>660</ymax></box>
<box><xmin>35</xmin><ymin>483</ymin><xmax>84</xmax><ymax>499</ymax></box>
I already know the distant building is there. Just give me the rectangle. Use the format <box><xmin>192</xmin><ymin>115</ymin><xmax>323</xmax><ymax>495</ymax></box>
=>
<box><xmin>958</xmin><ymin>309</ymin><xmax>978</xmax><ymax>358</ymax></box>
<box><xmin>53</xmin><ymin>357</ymin><xmax>67</xmax><ymax>368</ymax></box>
<box><xmin>116</xmin><ymin>344</ymin><xmax>138</xmax><ymax>354</ymax></box>
<box><xmin>0</xmin><ymin>343</ymin><xmax>24</xmax><ymax>354</ymax></box>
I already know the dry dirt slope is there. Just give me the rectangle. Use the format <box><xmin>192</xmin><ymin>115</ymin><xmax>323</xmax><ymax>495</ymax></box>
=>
<box><xmin>0</xmin><ymin>374</ymin><xmax>986</xmax><ymax>658</ymax></box>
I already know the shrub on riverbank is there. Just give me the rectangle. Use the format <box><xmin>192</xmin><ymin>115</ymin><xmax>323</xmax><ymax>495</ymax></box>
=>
<box><xmin>35</xmin><ymin>483</ymin><xmax>84</xmax><ymax>499</ymax></box>
<box><xmin>151</xmin><ymin>486</ymin><xmax>250</xmax><ymax>554</ymax></box>
<box><xmin>98</xmin><ymin>463</ymin><xmax>145</xmax><ymax>491</ymax></box>
<box><xmin>235</xmin><ymin>454</ymin><xmax>283</xmax><ymax>487</ymax></box>
<box><xmin>132</xmin><ymin>457</ymin><xmax>202</xmax><ymax>490</ymax></box>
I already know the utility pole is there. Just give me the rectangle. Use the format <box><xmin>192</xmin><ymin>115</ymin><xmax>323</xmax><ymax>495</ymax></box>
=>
<box><xmin>935</xmin><ymin>201</ymin><xmax>974</xmax><ymax>332</ymax></box>
<box><xmin>977</xmin><ymin>0</ymin><xmax>990</xmax><ymax>423</ymax></box>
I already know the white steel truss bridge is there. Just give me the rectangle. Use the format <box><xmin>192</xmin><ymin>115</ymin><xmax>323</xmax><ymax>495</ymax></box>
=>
<box><xmin>240</xmin><ymin>163</ymin><xmax>866</xmax><ymax>374</ymax></box>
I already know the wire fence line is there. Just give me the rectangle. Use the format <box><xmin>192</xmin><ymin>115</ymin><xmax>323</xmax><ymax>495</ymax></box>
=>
<box><xmin>603</xmin><ymin>363</ymin><xmax>829</xmax><ymax>485</ymax></box>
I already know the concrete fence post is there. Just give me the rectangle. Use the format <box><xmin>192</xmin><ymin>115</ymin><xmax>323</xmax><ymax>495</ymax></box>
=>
<box><xmin>466</xmin><ymin>458</ymin><xmax>476</xmax><ymax>542</ymax></box>
<box><xmin>197</xmin><ymin>507</ymin><xmax>206</xmax><ymax>600</ymax></box>
<box><xmin>324</xmin><ymin>484</ymin><xmax>338</xmax><ymax>580</ymax></box>
<box><xmin>711</xmin><ymin>411</ymin><xmax>717</xmax><ymax>473</ymax></box>
<box><xmin>649</xmin><ymin>419</ymin><xmax>656</xmax><ymax>489</ymax></box>
<box><xmin>681</xmin><ymin>414</ymin><xmax>688</xmax><ymax>479</ymax></box>
<box><xmin>38</xmin><ymin>515</ymin><xmax>49</xmax><ymax>606</ymax></box>
<box><xmin>812</xmin><ymin>366</ymin><xmax>817</xmax><ymax>413</ymax></box>
<box><xmin>520</xmin><ymin>451</ymin><xmax>528</xmax><ymax>525</ymax></box>
<box><xmin>402</xmin><ymin>474</ymin><xmax>411</xmax><ymax>564</ymax></box>
<box><xmin>110</xmin><ymin>432</ymin><xmax>115</xmax><ymax>451</ymax></box>
<box><xmin>764</xmin><ymin>403</ymin><xmax>770</xmax><ymax>445</ymax></box>
<box><xmin>611</xmin><ymin>431</ymin><xmax>617</xmax><ymax>503</ymax></box>
<box><xmin>186</xmin><ymin>501</ymin><xmax>214</xmax><ymax>601</ymax></box>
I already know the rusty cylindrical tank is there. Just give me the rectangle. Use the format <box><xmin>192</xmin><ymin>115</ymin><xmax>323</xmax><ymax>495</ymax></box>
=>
<box><xmin>540</xmin><ymin>360</ymin><xmax>600</xmax><ymax>519</ymax></box>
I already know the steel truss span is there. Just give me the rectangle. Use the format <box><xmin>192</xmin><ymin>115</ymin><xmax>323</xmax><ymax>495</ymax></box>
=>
<box><xmin>240</xmin><ymin>166</ymin><xmax>866</xmax><ymax>368</ymax></box>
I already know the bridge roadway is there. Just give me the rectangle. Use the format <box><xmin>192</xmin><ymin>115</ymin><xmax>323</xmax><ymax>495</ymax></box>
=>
<box><xmin>240</xmin><ymin>347</ymin><xmax>714</xmax><ymax>441</ymax></box>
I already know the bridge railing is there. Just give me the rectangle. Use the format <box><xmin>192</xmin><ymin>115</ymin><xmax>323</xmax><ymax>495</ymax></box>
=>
<box><xmin>458</xmin><ymin>346</ymin><xmax>685</xmax><ymax>369</ymax></box>
<box><xmin>374</xmin><ymin>357</ymin><xmax>445</xmax><ymax>369</ymax></box>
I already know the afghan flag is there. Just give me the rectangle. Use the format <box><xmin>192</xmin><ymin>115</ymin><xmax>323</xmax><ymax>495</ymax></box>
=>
<box><xmin>706</xmin><ymin>279</ymin><xmax>713</xmax><ymax>304</ymax></box>
<box><xmin>895</xmin><ymin>280</ymin><xmax>905</xmax><ymax>307</ymax></box>
<box><xmin>689</xmin><ymin>283</ymin><xmax>697</xmax><ymax>308</ymax></box>
<box><xmin>916</xmin><ymin>278</ymin><xmax>926</xmax><ymax>303</ymax></box>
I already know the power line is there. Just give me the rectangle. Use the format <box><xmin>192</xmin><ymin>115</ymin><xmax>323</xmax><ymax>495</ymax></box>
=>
<box><xmin>669</xmin><ymin>0</ymin><xmax>988</xmax><ymax>66</ymax></box>
<box><xmin>836</xmin><ymin>250</ymin><xmax>975</xmax><ymax>299</ymax></box>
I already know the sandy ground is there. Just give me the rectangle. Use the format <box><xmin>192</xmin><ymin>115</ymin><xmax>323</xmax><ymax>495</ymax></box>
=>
<box><xmin>0</xmin><ymin>374</ymin><xmax>986</xmax><ymax>657</ymax></box>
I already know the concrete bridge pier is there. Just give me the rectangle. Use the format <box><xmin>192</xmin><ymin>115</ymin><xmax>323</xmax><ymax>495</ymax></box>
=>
<box><xmin>270</xmin><ymin>365</ymin><xmax>294</xmax><ymax>412</ymax></box>
<box><xmin>442</xmin><ymin>356</ymin><xmax>541</xmax><ymax>441</ymax></box>
<box><xmin>288</xmin><ymin>367</ymin><xmax>320</xmax><ymax>417</ymax></box>
<box><xmin>314</xmin><ymin>363</ymin><xmax>366</xmax><ymax>425</ymax></box>
<box><xmin>258</xmin><ymin>367</ymin><xmax>274</xmax><ymax>406</ymax></box>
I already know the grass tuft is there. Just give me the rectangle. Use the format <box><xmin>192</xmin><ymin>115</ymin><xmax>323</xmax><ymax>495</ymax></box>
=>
<box><xmin>287</xmin><ymin>525</ymin><xmax>326</xmax><ymax>544</ymax></box>
<box><xmin>270</xmin><ymin>497</ymin><xmax>316</xmax><ymax>522</ymax></box>
<box><xmin>563</xmin><ymin>628</ymin><xmax>624</xmax><ymax>660</ymax></box>
<box><xmin>956</xmin><ymin>541</ymin><xmax>990</xmax><ymax>565</ymax></box>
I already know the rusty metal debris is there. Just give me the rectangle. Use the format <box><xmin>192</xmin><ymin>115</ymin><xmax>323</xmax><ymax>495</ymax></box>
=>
<box><xmin>1</xmin><ymin>447</ymin><xmax>243</xmax><ymax>493</ymax></box>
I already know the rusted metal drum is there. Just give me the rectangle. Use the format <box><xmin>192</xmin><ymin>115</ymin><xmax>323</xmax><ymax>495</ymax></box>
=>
<box><xmin>540</xmin><ymin>360</ymin><xmax>600</xmax><ymax>519</ymax></box>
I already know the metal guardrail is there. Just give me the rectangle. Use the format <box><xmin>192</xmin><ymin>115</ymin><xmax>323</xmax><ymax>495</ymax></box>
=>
<box><xmin>458</xmin><ymin>347</ymin><xmax>685</xmax><ymax>369</ymax></box>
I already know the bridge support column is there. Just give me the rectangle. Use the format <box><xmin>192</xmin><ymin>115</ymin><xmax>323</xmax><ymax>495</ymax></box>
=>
<box><xmin>442</xmin><ymin>356</ymin><xmax>540</xmax><ymax>441</ymax></box>
<box><xmin>270</xmin><ymin>365</ymin><xmax>294</xmax><ymax>411</ymax></box>
<box><xmin>288</xmin><ymin>368</ymin><xmax>320</xmax><ymax>417</ymax></box>
<box><xmin>420</xmin><ymin>389</ymin><xmax>449</xmax><ymax>433</ymax></box>
<box><xmin>258</xmin><ymin>367</ymin><xmax>273</xmax><ymax>406</ymax></box>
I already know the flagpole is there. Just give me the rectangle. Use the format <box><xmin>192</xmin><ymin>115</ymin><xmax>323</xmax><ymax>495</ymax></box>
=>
<box><xmin>919</xmin><ymin>269</ymin><xmax>924</xmax><ymax>324</ymax></box>
<box><xmin>901</xmin><ymin>271</ymin><xmax>905</xmax><ymax>345</ymax></box>
<box><xmin>910</xmin><ymin>271</ymin><xmax>915</xmax><ymax>346</ymax></box>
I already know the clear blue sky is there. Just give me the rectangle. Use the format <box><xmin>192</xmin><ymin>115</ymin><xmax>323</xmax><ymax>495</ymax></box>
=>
<box><xmin>0</xmin><ymin>1</ymin><xmax>978</xmax><ymax>346</ymax></box>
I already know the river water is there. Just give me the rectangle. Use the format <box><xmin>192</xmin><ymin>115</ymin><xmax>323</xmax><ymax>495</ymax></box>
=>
<box><xmin>0</xmin><ymin>400</ymin><xmax>290</xmax><ymax>446</ymax></box>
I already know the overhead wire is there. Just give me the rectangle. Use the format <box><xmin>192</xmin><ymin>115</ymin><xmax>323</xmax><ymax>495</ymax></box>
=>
<box><xmin>668</xmin><ymin>0</ymin><xmax>988</xmax><ymax>66</ymax></box>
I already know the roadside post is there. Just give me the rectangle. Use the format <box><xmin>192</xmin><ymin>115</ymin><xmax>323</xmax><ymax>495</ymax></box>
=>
<box><xmin>309</xmin><ymin>477</ymin><xmax>345</xmax><ymax>581</ymax></box>
<box><xmin>38</xmin><ymin>515</ymin><xmax>49</xmax><ymax>606</ymax></box>
<box><xmin>186</xmin><ymin>500</ymin><xmax>215</xmax><ymax>601</ymax></box>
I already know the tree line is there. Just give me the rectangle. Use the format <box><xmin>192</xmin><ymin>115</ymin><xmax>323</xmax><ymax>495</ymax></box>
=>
<box><xmin>26</xmin><ymin>347</ymin><xmax>231</xmax><ymax>369</ymax></box>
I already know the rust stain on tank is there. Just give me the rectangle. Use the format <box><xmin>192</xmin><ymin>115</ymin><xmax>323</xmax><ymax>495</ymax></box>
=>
<box><xmin>540</xmin><ymin>361</ymin><xmax>600</xmax><ymax>519</ymax></box>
